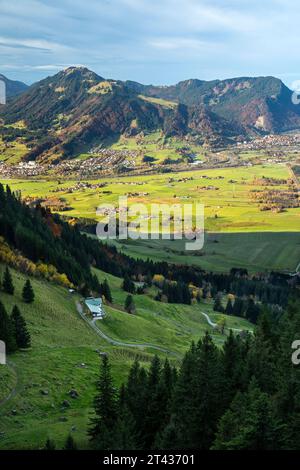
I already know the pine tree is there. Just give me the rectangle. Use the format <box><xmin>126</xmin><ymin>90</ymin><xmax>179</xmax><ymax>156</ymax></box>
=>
<box><xmin>246</xmin><ymin>311</ymin><xmax>277</xmax><ymax>394</ymax></box>
<box><xmin>161</xmin><ymin>344</ymin><xmax>197</xmax><ymax>448</ymax></box>
<box><xmin>142</xmin><ymin>355</ymin><xmax>166</xmax><ymax>448</ymax></box>
<box><xmin>44</xmin><ymin>438</ymin><xmax>56</xmax><ymax>450</ymax></box>
<box><xmin>22</xmin><ymin>279</ymin><xmax>35</xmax><ymax>303</ymax></box>
<box><xmin>225</xmin><ymin>298</ymin><xmax>234</xmax><ymax>315</ymax></box>
<box><xmin>274</xmin><ymin>296</ymin><xmax>300</xmax><ymax>449</ymax></box>
<box><xmin>11</xmin><ymin>305</ymin><xmax>31</xmax><ymax>349</ymax></box>
<box><xmin>212</xmin><ymin>379</ymin><xmax>277</xmax><ymax>450</ymax></box>
<box><xmin>64</xmin><ymin>434</ymin><xmax>77</xmax><ymax>450</ymax></box>
<box><xmin>89</xmin><ymin>354</ymin><xmax>117</xmax><ymax>449</ymax></box>
<box><xmin>0</xmin><ymin>300</ymin><xmax>17</xmax><ymax>353</ymax></box>
<box><xmin>122</xmin><ymin>274</ymin><xmax>135</xmax><ymax>294</ymax></box>
<box><xmin>213</xmin><ymin>294</ymin><xmax>224</xmax><ymax>313</ymax></box>
<box><xmin>191</xmin><ymin>333</ymin><xmax>224</xmax><ymax>449</ymax></box>
<box><xmin>2</xmin><ymin>267</ymin><xmax>14</xmax><ymax>295</ymax></box>
<box><xmin>232</xmin><ymin>297</ymin><xmax>244</xmax><ymax>317</ymax></box>
<box><xmin>221</xmin><ymin>330</ymin><xmax>245</xmax><ymax>409</ymax></box>
<box><xmin>124</xmin><ymin>360</ymin><xmax>148</xmax><ymax>448</ymax></box>
<box><xmin>101</xmin><ymin>279</ymin><xmax>112</xmax><ymax>303</ymax></box>
<box><xmin>245</xmin><ymin>298</ymin><xmax>260</xmax><ymax>324</ymax></box>
<box><xmin>125</xmin><ymin>295</ymin><xmax>135</xmax><ymax>314</ymax></box>
<box><xmin>113</xmin><ymin>385</ymin><xmax>137</xmax><ymax>450</ymax></box>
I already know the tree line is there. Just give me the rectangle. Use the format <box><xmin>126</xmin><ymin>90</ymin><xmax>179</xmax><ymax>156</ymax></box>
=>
<box><xmin>0</xmin><ymin>266</ymin><xmax>32</xmax><ymax>352</ymax></box>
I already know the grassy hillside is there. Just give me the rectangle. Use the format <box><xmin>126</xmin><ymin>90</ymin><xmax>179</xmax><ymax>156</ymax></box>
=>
<box><xmin>0</xmin><ymin>137</ymin><xmax>28</xmax><ymax>165</ymax></box>
<box><xmin>0</xmin><ymin>263</ymin><xmax>253</xmax><ymax>449</ymax></box>
<box><xmin>93</xmin><ymin>268</ymin><xmax>253</xmax><ymax>352</ymax></box>
<box><xmin>111</xmin><ymin>232</ymin><xmax>300</xmax><ymax>274</ymax></box>
<box><xmin>0</xmin><ymin>266</ymin><xmax>156</xmax><ymax>449</ymax></box>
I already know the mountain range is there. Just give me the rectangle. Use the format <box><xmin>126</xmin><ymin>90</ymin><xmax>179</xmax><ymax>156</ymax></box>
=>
<box><xmin>1</xmin><ymin>67</ymin><xmax>300</xmax><ymax>163</ymax></box>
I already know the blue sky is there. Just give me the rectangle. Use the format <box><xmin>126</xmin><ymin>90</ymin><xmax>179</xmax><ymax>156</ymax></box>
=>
<box><xmin>0</xmin><ymin>0</ymin><xmax>298</xmax><ymax>87</ymax></box>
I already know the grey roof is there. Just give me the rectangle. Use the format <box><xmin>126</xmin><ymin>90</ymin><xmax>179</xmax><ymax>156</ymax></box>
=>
<box><xmin>85</xmin><ymin>297</ymin><xmax>103</xmax><ymax>315</ymax></box>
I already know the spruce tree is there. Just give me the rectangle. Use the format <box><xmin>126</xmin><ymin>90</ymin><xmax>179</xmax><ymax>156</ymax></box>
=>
<box><xmin>142</xmin><ymin>355</ymin><xmax>165</xmax><ymax>448</ymax></box>
<box><xmin>245</xmin><ymin>298</ymin><xmax>260</xmax><ymax>324</ymax></box>
<box><xmin>162</xmin><ymin>343</ymin><xmax>198</xmax><ymax>448</ymax></box>
<box><xmin>225</xmin><ymin>298</ymin><xmax>234</xmax><ymax>315</ymax></box>
<box><xmin>44</xmin><ymin>438</ymin><xmax>56</xmax><ymax>450</ymax></box>
<box><xmin>11</xmin><ymin>305</ymin><xmax>31</xmax><ymax>349</ymax></box>
<box><xmin>0</xmin><ymin>300</ymin><xmax>17</xmax><ymax>353</ymax></box>
<box><xmin>2</xmin><ymin>267</ymin><xmax>14</xmax><ymax>295</ymax></box>
<box><xmin>64</xmin><ymin>434</ymin><xmax>77</xmax><ymax>450</ymax></box>
<box><xmin>89</xmin><ymin>354</ymin><xmax>117</xmax><ymax>449</ymax></box>
<box><xmin>124</xmin><ymin>360</ymin><xmax>148</xmax><ymax>448</ymax></box>
<box><xmin>232</xmin><ymin>297</ymin><xmax>244</xmax><ymax>317</ymax></box>
<box><xmin>191</xmin><ymin>333</ymin><xmax>224</xmax><ymax>449</ymax></box>
<box><xmin>101</xmin><ymin>279</ymin><xmax>112</xmax><ymax>303</ymax></box>
<box><xmin>221</xmin><ymin>330</ymin><xmax>244</xmax><ymax>409</ymax></box>
<box><xmin>213</xmin><ymin>296</ymin><xmax>224</xmax><ymax>313</ymax></box>
<box><xmin>22</xmin><ymin>279</ymin><xmax>35</xmax><ymax>303</ymax></box>
<box><xmin>122</xmin><ymin>274</ymin><xmax>135</xmax><ymax>294</ymax></box>
<box><xmin>212</xmin><ymin>379</ymin><xmax>277</xmax><ymax>450</ymax></box>
<box><xmin>274</xmin><ymin>296</ymin><xmax>300</xmax><ymax>449</ymax></box>
<box><xmin>125</xmin><ymin>295</ymin><xmax>135</xmax><ymax>314</ymax></box>
<box><xmin>113</xmin><ymin>384</ymin><xmax>137</xmax><ymax>450</ymax></box>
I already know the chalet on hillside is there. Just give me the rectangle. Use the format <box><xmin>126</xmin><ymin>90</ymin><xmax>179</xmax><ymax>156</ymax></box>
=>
<box><xmin>84</xmin><ymin>297</ymin><xmax>105</xmax><ymax>319</ymax></box>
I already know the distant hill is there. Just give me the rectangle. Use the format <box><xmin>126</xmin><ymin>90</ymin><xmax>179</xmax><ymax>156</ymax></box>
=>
<box><xmin>0</xmin><ymin>67</ymin><xmax>167</xmax><ymax>162</ymax></box>
<box><xmin>126</xmin><ymin>76</ymin><xmax>300</xmax><ymax>134</ymax></box>
<box><xmin>1</xmin><ymin>67</ymin><xmax>300</xmax><ymax>162</ymax></box>
<box><xmin>0</xmin><ymin>74</ymin><xmax>28</xmax><ymax>98</ymax></box>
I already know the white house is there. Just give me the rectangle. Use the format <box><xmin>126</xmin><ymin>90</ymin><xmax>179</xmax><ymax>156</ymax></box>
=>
<box><xmin>84</xmin><ymin>297</ymin><xmax>105</xmax><ymax>319</ymax></box>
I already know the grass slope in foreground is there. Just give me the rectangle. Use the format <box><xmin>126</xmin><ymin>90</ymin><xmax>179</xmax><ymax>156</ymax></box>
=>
<box><xmin>0</xmin><ymin>266</ymin><xmax>155</xmax><ymax>449</ymax></box>
<box><xmin>0</xmin><ymin>265</ymin><xmax>252</xmax><ymax>449</ymax></box>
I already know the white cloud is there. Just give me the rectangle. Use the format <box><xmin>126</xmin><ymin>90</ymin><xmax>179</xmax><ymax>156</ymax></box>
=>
<box><xmin>0</xmin><ymin>36</ymin><xmax>72</xmax><ymax>52</ymax></box>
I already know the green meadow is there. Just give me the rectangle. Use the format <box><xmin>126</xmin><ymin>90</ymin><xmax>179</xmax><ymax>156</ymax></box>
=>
<box><xmin>2</xmin><ymin>163</ymin><xmax>299</xmax><ymax>232</ymax></box>
<box><xmin>93</xmin><ymin>269</ymin><xmax>250</xmax><ymax>354</ymax></box>
<box><xmin>111</xmin><ymin>231</ymin><xmax>300</xmax><ymax>274</ymax></box>
<box><xmin>0</xmin><ymin>138</ymin><xmax>28</xmax><ymax>165</ymax></box>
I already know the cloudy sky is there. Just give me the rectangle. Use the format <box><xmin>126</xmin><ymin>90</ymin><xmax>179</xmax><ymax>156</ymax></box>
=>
<box><xmin>0</xmin><ymin>0</ymin><xmax>298</xmax><ymax>87</ymax></box>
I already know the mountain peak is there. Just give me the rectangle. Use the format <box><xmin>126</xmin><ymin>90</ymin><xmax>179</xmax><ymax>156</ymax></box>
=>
<box><xmin>58</xmin><ymin>65</ymin><xmax>104</xmax><ymax>81</ymax></box>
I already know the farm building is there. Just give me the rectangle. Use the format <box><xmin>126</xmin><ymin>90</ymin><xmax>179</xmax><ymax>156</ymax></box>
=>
<box><xmin>84</xmin><ymin>297</ymin><xmax>105</xmax><ymax>319</ymax></box>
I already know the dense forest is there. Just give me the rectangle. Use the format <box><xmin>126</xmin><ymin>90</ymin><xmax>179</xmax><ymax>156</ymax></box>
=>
<box><xmin>88</xmin><ymin>294</ymin><xmax>300</xmax><ymax>450</ymax></box>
